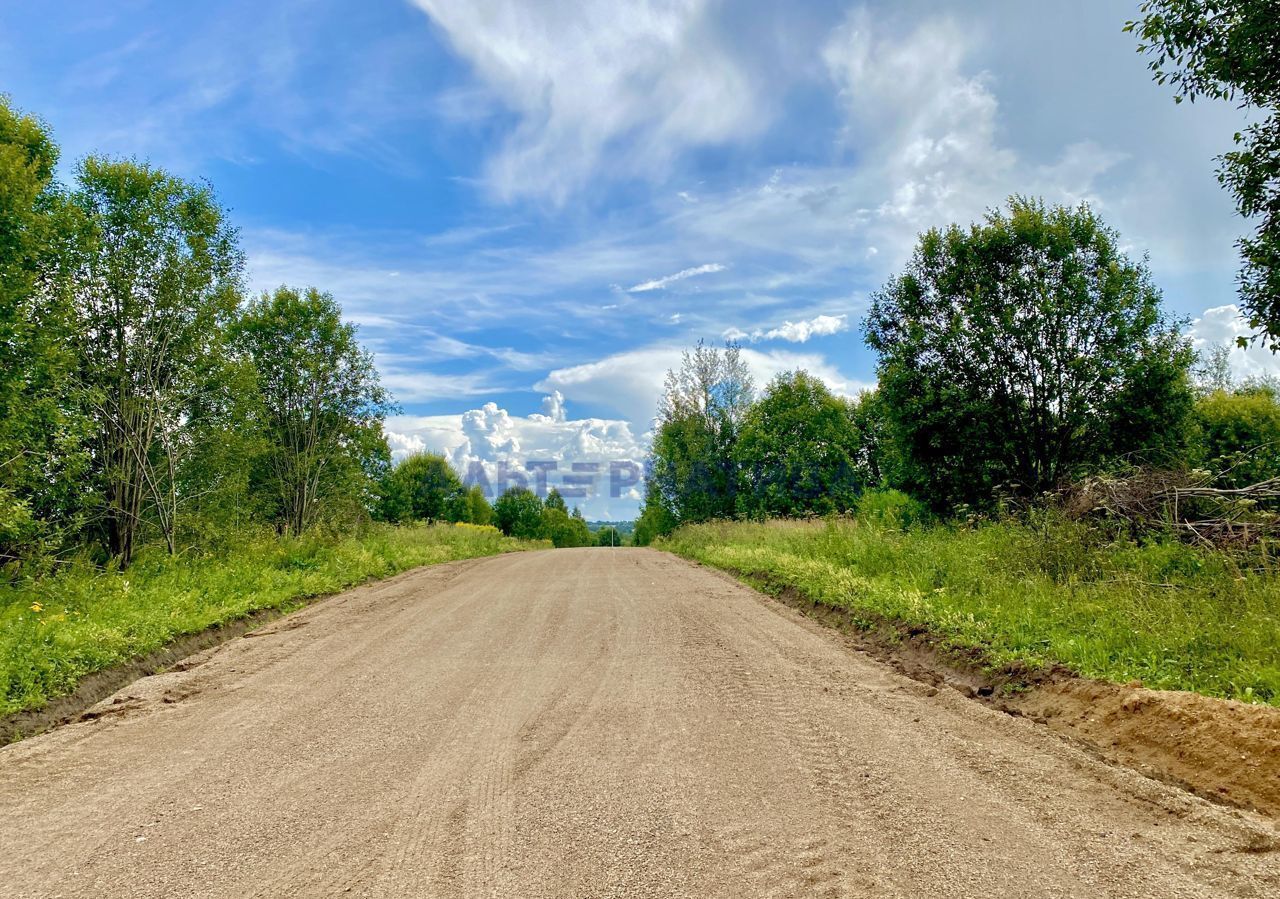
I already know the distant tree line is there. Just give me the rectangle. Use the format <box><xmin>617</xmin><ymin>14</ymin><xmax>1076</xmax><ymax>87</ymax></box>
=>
<box><xmin>374</xmin><ymin>454</ymin><xmax>627</xmax><ymax>547</ymax></box>
<box><xmin>491</xmin><ymin>486</ymin><xmax>597</xmax><ymax>547</ymax></box>
<box><xmin>635</xmin><ymin>198</ymin><xmax>1280</xmax><ymax>544</ymax></box>
<box><xmin>490</xmin><ymin>485</ymin><xmax>627</xmax><ymax>547</ymax></box>
<box><xmin>1</xmin><ymin>98</ymin><xmax>395</xmax><ymax>571</ymax></box>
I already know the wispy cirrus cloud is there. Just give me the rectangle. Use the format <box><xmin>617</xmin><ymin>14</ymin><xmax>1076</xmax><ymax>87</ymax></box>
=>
<box><xmin>628</xmin><ymin>263</ymin><xmax>726</xmax><ymax>293</ymax></box>
<box><xmin>374</xmin><ymin>366</ymin><xmax>504</xmax><ymax>403</ymax></box>
<box><xmin>4</xmin><ymin>0</ymin><xmax>448</xmax><ymax>173</ymax></box>
<box><xmin>409</xmin><ymin>0</ymin><xmax>770</xmax><ymax>203</ymax></box>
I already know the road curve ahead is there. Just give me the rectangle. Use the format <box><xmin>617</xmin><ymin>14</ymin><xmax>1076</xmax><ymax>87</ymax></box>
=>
<box><xmin>1</xmin><ymin>548</ymin><xmax>1276</xmax><ymax>898</ymax></box>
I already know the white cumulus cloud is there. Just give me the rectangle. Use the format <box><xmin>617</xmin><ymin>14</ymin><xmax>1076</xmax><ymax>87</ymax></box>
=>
<box><xmin>725</xmin><ymin>313</ymin><xmax>849</xmax><ymax>344</ymax></box>
<box><xmin>537</xmin><ymin>342</ymin><xmax>871</xmax><ymax>427</ymax></box>
<box><xmin>384</xmin><ymin>394</ymin><xmax>647</xmax><ymax>519</ymax></box>
<box><xmin>384</xmin><ymin>430</ymin><xmax>426</xmax><ymax>457</ymax></box>
<box><xmin>529</xmin><ymin>390</ymin><xmax>568</xmax><ymax>423</ymax></box>
<box><xmin>1187</xmin><ymin>304</ymin><xmax>1280</xmax><ymax>383</ymax></box>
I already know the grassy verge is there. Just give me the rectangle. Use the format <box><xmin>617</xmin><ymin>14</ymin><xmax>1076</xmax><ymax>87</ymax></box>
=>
<box><xmin>660</xmin><ymin>516</ymin><xmax>1280</xmax><ymax>705</ymax></box>
<box><xmin>1</xmin><ymin>523</ymin><xmax>545</xmax><ymax>716</ymax></box>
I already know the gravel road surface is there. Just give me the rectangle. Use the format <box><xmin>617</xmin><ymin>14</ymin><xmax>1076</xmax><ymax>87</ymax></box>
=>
<box><xmin>1</xmin><ymin>548</ymin><xmax>1276</xmax><ymax>898</ymax></box>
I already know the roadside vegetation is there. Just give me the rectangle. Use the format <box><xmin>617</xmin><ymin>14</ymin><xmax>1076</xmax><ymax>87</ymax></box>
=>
<box><xmin>0</xmin><ymin>523</ymin><xmax>543</xmax><ymax>716</ymax></box>
<box><xmin>663</xmin><ymin>509</ymin><xmax>1280</xmax><ymax>704</ymax></box>
<box><xmin>5</xmin><ymin>2</ymin><xmax>1280</xmax><ymax>717</ymax></box>
<box><xmin>491</xmin><ymin>485</ymin><xmax>599</xmax><ymax>547</ymax></box>
<box><xmin>639</xmin><ymin>198</ymin><xmax>1280</xmax><ymax>705</ymax></box>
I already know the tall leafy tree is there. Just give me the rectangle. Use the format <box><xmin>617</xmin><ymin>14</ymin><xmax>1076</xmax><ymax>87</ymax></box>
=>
<box><xmin>632</xmin><ymin>479</ymin><xmax>677</xmax><ymax>545</ymax></box>
<box><xmin>379</xmin><ymin>453</ymin><xmax>465</xmax><ymax>523</ymax></box>
<box><xmin>460</xmin><ymin>485</ymin><xmax>493</xmax><ymax>526</ymax></box>
<box><xmin>1194</xmin><ymin>343</ymin><xmax>1237</xmax><ymax>394</ymax></box>
<box><xmin>231</xmin><ymin>286</ymin><xmax>393</xmax><ymax>535</ymax></box>
<box><xmin>70</xmin><ymin>158</ymin><xmax>244</xmax><ymax>563</ymax></box>
<box><xmin>539</xmin><ymin>504</ymin><xmax>593</xmax><ymax>547</ymax></box>
<box><xmin>846</xmin><ymin>390</ymin><xmax>907</xmax><ymax>491</ymax></box>
<box><xmin>734</xmin><ymin>371</ymin><xmax>864</xmax><ymax>518</ymax></box>
<box><xmin>174</xmin><ymin>351</ymin><xmax>268</xmax><ymax>544</ymax></box>
<box><xmin>866</xmin><ymin>198</ymin><xmax>1194</xmax><ymax>510</ymax></box>
<box><xmin>1127</xmin><ymin>1</ymin><xmax>1280</xmax><ymax>347</ymax></box>
<box><xmin>0</xmin><ymin>99</ymin><xmax>88</xmax><ymax>565</ymax></box>
<box><xmin>648</xmin><ymin>341</ymin><xmax>754</xmax><ymax>524</ymax></box>
<box><xmin>493</xmin><ymin>486</ymin><xmax>544</xmax><ymax>539</ymax></box>
<box><xmin>543</xmin><ymin>487</ymin><xmax>568</xmax><ymax>514</ymax></box>
<box><xmin>337</xmin><ymin>422</ymin><xmax>394</xmax><ymax>529</ymax></box>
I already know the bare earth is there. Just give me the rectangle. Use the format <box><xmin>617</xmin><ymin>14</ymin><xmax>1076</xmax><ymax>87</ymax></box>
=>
<box><xmin>1</xmin><ymin>548</ymin><xmax>1276</xmax><ymax>898</ymax></box>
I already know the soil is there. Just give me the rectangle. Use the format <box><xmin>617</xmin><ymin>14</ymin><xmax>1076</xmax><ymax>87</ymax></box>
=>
<box><xmin>1009</xmin><ymin>679</ymin><xmax>1280</xmax><ymax>821</ymax></box>
<box><xmin>730</xmin><ymin>566</ymin><xmax>1280</xmax><ymax>819</ymax></box>
<box><xmin>1</xmin><ymin>548</ymin><xmax>1276</xmax><ymax>897</ymax></box>
<box><xmin>2</xmin><ymin>606</ymin><xmax>290</xmax><ymax>745</ymax></box>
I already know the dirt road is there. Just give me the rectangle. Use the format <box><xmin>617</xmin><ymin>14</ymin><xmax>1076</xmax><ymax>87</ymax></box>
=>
<box><xmin>1</xmin><ymin>548</ymin><xmax>1276</xmax><ymax>897</ymax></box>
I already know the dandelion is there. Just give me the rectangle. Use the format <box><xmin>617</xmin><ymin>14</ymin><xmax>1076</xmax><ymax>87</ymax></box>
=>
<box><xmin>29</xmin><ymin>602</ymin><xmax>43</xmax><ymax>613</ymax></box>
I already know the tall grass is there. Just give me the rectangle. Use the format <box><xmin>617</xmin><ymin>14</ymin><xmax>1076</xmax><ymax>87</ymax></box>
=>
<box><xmin>660</xmin><ymin>508</ymin><xmax>1280</xmax><ymax>704</ymax></box>
<box><xmin>1</xmin><ymin>523</ymin><xmax>544</xmax><ymax>716</ymax></box>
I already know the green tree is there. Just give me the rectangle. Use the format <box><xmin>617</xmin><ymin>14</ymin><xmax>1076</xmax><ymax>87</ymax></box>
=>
<box><xmin>337</xmin><ymin>421</ymin><xmax>393</xmax><ymax>529</ymax></box>
<box><xmin>846</xmin><ymin>390</ymin><xmax>907</xmax><ymax>491</ymax></box>
<box><xmin>70</xmin><ymin>158</ymin><xmax>244</xmax><ymax>562</ymax></box>
<box><xmin>462</xmin><ymin>485</ymin><xmax>493</xmax><ymax>525</ymax></box>
<box><xmin>596</xmin><ymin>526</ymin><xmax>623</xmax><ymax>547</ymax></box>
<box><xmin>733</xmin><ymin>371</ymin><xmax>864</xmax><ymax>518</ymax></box>
<box><xmin>493</xmin><ymin>486</ymin><xmax>544</xmax><ymax>539</ymax></box>
<box><xmin>380</xmin><ymin>453</ymin><xmax>464</xmax><ymax>523</ymax></box>
<box><xmin>1194</xmin><ymin>343</ymin><xmax>1236</xmax><ymax>395</ymax></box>
<box><xmin>866</xmin><ymin>198</ymin><xmax>1194</xmax><ymax>511</ymax></box>
<box><xmin>540</xmin><ymin>505</ymin><xmax>593</xmax><ymax>547</ymax></box>
<box><xmin>543</xmin><ymin>487</ymin><xmax>568</xmax><ymax>514</ymax></box>
<box><xmin>1127</xmin><ymin>2</ymin><xmax>1280</xmax><ymax>347</ymax></box>
<box><xmin>0</xmin><ymin>98</ymin><xmax>87</xmax><ymax>566</ymax></box>
<box><xmin>1193</xmin><ymin>386</ymin><xmax>1280</xmax><ymax>487</ymax></box>
<box><xmin>231</xmin><ymin>286</ymin><xmax>394</xmax><ymax>535</ymax></box>
<box><xmin>173</xmin><ymin>350</ymin><xmax>268</xmax><ymax>546</ymax></box>
<box><xmin>633</xmin><ymin>479</ymin><xmax>677</xmax><ymax>545</ymax></box>
<box><xmin>648</xmin><ymin>341</ymin><xmax>754</xmax><ymax>525</ymax></box>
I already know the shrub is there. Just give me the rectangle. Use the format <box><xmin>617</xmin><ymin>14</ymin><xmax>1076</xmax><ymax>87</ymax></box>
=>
<box><xmin>855</xmin><ymin>489</ymin><xmax>927</xmax><ymax>530</ymax></box>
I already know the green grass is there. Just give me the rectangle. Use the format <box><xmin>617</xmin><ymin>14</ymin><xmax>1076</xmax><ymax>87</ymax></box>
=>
<box><xmin>660</xmin><ymin>515</ymin><xmax>1280</xmax><ymax>705</ymax></box>
<box><xmin>1</xmin><ymin>523</ymin><xmax>545</xmax><ymax>716</ymax></box>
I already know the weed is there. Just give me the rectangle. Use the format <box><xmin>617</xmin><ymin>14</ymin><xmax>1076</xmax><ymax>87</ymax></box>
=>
<box><xmin>0</xmin><ymin>523</ymin><xmax>544</xmax><ymax>715</ymax></box>
<box><xmin>660</xmin><ymin>508</ymin><xmax>1280</xmax><ymax>704</ymax></box>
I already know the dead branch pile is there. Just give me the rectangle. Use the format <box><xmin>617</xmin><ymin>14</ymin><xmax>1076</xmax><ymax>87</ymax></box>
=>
<box><xmin>1060</xmin><ymin>468</ymin><xmax>1280</xmax><ymax>547</ymax></box>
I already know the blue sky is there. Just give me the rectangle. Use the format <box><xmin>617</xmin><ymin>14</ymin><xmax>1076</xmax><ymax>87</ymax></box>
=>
<box><xmin>3</xmin><ymin>0</ymin><xmax>1277</xmax><ymax>517</ymax></box>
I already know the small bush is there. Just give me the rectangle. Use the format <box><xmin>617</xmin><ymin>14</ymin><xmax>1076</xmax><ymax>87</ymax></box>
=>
<box><xmin>855</xmin><ymin>489</ymin><xmax>927</xmax><ymax>530</ymax></box>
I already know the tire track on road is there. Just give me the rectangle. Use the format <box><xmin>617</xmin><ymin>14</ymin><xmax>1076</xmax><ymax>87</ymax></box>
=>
<box><xmin>1</xmin><ymin>548</ymin><xmax>1276</xmax><ymax>898</ymax></box>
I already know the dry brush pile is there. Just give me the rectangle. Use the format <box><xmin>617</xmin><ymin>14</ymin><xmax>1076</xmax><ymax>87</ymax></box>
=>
<box><xmin>1061</xmin><ymin>467</ymin><xmax>1280</xmax><ymax>548</ymax></box>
